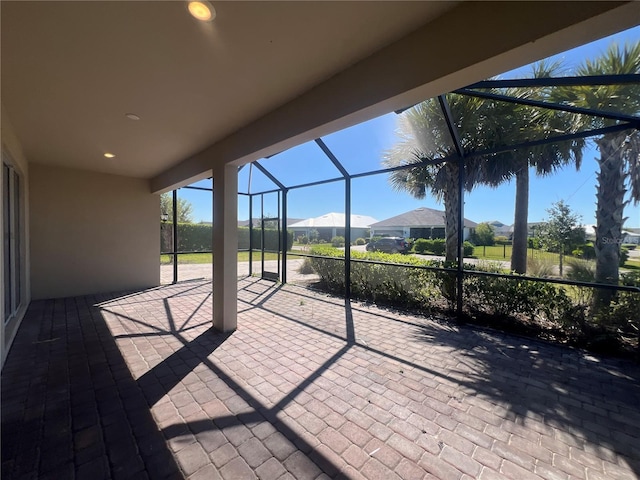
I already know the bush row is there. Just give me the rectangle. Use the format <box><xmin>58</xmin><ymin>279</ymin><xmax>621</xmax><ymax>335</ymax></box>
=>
<box><xmin>308</xmin><ymin>245</ymin><xmax>452</xmax><ymax>310</ymax></box>
<box><xmin>307</xmin><ymin>245</ymin><xmax>640</xmax><ymax>357</ymax></box>
<box><xmin>161</xmin><ymin>223</ymin><xmax>293</xmax><ymax>252</ymax></box>
<box><xmin>412</xmin><ymin>238</ymin><xmax>474</xmax><ymax>257</ymax></box>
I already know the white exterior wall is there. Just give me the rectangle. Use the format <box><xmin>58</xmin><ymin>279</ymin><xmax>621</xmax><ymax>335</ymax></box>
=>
<box><xmin>30</xmin><ymin>164</ymin><xmax>160</xmax><ymax>299</ymax></box>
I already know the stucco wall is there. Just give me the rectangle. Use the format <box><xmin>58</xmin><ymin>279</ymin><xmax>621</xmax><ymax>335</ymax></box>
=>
<box><xmin>30</xmin><ymin>164</ymin><xmax>159</xmax><ymax>299</ymax></box>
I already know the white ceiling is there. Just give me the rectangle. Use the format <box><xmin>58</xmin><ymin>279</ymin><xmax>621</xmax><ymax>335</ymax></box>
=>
<box><xmin>1</xmin><ymin>1</ymin><xmax>457</xmax><ymax>178</ymax></box>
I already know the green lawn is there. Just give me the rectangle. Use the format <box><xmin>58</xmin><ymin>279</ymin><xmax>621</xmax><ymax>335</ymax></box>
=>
<box><xmin>161</xmin><ymin>249</ymin><xmax>640</xmax><ymax>276</ymax></box>
<box><xmin>470</xmin><ymin>245</ymin><xmax>560</xmax><ymax>262</ymax></box>
<box><xmin>623</xmin><ymin>257</ymin><xmax>640</xmax><ymax>270</ymax></box>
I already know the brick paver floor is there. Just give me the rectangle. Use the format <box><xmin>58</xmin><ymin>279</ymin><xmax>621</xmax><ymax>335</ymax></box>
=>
<box><xmin>2</xmin><ymin>278</ymin><xmax>640</xmax><ymax>479</ymax></box>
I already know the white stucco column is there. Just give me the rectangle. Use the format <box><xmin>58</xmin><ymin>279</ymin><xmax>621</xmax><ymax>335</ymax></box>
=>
<box><xmin>213</xmin><ymin>162</ymin><xmax>238</xmax><ymax>332</ymax></box>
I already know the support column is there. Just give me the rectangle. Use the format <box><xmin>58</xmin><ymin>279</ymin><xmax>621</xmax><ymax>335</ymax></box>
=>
<box><xmin>213</xmin><ymin>162</ymin><xmax>238</xmax><ymax>332</ymax></box>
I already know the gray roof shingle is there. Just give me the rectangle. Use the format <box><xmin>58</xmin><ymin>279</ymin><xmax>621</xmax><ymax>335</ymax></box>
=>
<box><xmin>371</xmin><ymin>207</ymin><xmax>477</xmax><ymax>228</ymax></box>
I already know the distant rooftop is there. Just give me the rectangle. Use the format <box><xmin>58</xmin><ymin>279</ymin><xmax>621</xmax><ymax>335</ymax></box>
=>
<box><xmin>371</xmin><ymin>207</ymin><xmax>477</xmax><ymax>228</ymax></box>
<box><xmin>289</xmin><ymin>213</ymin><xmax>378</xmax><ymax>229</ymax></box>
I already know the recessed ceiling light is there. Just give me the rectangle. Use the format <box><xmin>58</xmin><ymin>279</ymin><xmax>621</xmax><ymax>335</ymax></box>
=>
<box><xmin>125</xmin><ymin>113</ymin><xmax>141</xmax><ymax>121</ymax></box>
<box><xmin>188</xmin><ymin>1</ymin><xmax>215</xmax><ymax>22</ymax></box>
<box><xmin>104</xmin><ymin>153</ymin><xmax>116</xmax><ymax>158</ymax></box>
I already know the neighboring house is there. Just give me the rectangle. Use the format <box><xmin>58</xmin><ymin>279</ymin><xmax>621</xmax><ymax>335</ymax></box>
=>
<box><xmin>527</xmin><ymin>222</ymin><xmax>545</xmax><ymax>238</ymax></box>
<box><xmin>481</xmin><ymin>220</ymin><xmax>546</xmax><ymax>239</ymax></box>
<box><xmin>238</xmin><ymin>218</ymin><xmax>304</xmax><ymax>228</ymax></box>
<box><xmin>371</xmin><ymin>207</ymin><xmax>477</xmax><ymax>241</ymax></box>
<box><xmin>575</xmin><ymin>224</ymin><xmax>639</xmax><ymax>244</ymax></box>
<box><xmin>289</xmin><ymin>213</ymin><xmax>378</xmax><ymax>242</ymax></box>
<box><xmin>622</xmin><ymin>229</ymin><xmax>640</xmax><ymax>245</ymax></box>
<box><xmin>486</xmin><ymin>220</ymin><xmax>513</xmax><ymax>237</ymax></box>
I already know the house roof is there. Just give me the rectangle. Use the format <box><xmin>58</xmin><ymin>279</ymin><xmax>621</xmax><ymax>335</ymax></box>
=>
<box><xmin>238</xmin><ymin>218</ymin><xmax>304</xmax><ymax>227</ymax></box>
<box><xmin>482</xmin><ymin>220</ymin><xmax>513</xmax><ymax>234</ymax></box>
<box><xmin>487</xmin><ymin>220</ymin><xmax>507</xmax><ymax>227</ymax></box>
<box><xmin>371</xmin><ymin>207</ymin><xmax>477</xmax><ymax>229</ymax></box>
<box><xmin>289</xmin><ymin>213</ymin><xmax>378</xmax><ymax>229</ymax></box>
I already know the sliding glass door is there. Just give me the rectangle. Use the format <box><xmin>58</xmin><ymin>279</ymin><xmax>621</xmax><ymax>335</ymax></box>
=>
<box><xmin>3</xmin><ymin>159</ymin><xmax>22</xmax><ymax>324</ymax></box>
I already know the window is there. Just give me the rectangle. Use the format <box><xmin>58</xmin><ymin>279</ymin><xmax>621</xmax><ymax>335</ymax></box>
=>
<box><xmin>3</xmin><ymin>158</ymin><xmax>22</xmax><ymax>323</ymax></box>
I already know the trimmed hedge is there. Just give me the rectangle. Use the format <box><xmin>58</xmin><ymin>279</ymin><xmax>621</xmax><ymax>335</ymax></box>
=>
<box><xmin>177</xmin><ymin>223</ymin><xmax>211</xmax><ymax>251</ymax></box>
<box><xmin>309</xmin><ymin>245</ymin><xmax>453</xmax><ymax>310</ymax></box>
<box><xmin>331</xmin><ymin>236</ymin><xmax>345</xmax><ymax>247</ymax></box>
<box><xmin>463</xmin><ymin>241</ymin><xmax>475</xmax><ymax>257</ymax></box>
<box><xmin>413</xmin><ymin>238</ymin><xmax>474</xmax><ymax>257</ymax></box>
<box><xmin>412</xmin><ymin>238</ymin><xmax>446</xmax><ymax>255</ymax></box>
<box><xmin>161</xmin><ymin>223</ymin><xmax>293</xmax><ymax>252</ymax></box>
<box><xmin>239</xmin><ymin>226</ymin><xmax>294</xmax><ymax>252</ymax></box>
<box><xmin>307</xmin><ymin>245</ymin><xmax>640</xmax><ymax>357</ymax></box>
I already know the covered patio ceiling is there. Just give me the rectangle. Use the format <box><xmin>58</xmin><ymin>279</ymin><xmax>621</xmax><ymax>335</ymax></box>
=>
<box><xmin>2</xmin><ymin>2</ymin><xmax>638</xmax><ymax>191</ymax></box>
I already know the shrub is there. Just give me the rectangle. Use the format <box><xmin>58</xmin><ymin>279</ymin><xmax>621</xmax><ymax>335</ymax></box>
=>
<box><xmin>171</xmin><ymin>223</ymin><xmax>296</xmax><ymax>252</ymax></box>
<box><xmin>429</xmin><ymin>239</ymin><xmax>446</xmax><ymax>256</ymax></box>
<box><xmin>299</xmin><ymin>235</ymin><xmax>309</xmax><ymax>245</ymax></box>
<box><xmin>331</xmin><ymin>236</ymin><xmax>345</xmax><ymax>247</ymax></box>
<box><xmin>308</xmin><ymin>245</ymin><xmax>451</xmax><ymax>310</ymax></box>
<box><xmin>296</xmin><ymin>258</ymin><xmax>315</xmax><ymax>275</ymax></box>
<box><xmin>572</xmin><ymin>243</ymin><xmax>595</xmax><ymax>259</ymax></box>
<box><xmin>474</xmin><ymin>260</ymin><xmax>504</xmax><ymax>273</ymax></box>
<box><xmin>464</xmin><ymin>275</ymin><xmax>575</xmax><ymax>326</ymax></box>
<box><xmin>308</xmin><ymin>229</ymin><xmax>319</xmax><ymax>243</ymax></box>
<box><xmin>619</xmin><ymin>247</ymin><xmax>629</xmax><ymax>267</ymax></box>
<box><xmin>413</xmin><ymin>238</ymin><xmax>430</xmax><ymax>254</ymax></box>
<box><xmin>471</xmin><ymin>222</ymin><xmax>495</xmax><ymax>246</ymax></box>
<box><xmin>621</xmin><ymin>271</ymin><xmax>640</xmax><ymax>286</ymax></box>
<box><xmin>590</xmin><ymin>290</ymin><xmax>640</xmax><ymax>354</ymax></box>
<box><xmin>495</xmin><ymin>236</ymin><xmax>510</xmax><ymax>245</ymax></box>
<box><xmin>238</xmin><ymin>227</ymin><xmax>294</xmax><ymax>251</ymax></box>
<box><xmin>463</xmin><ymin>241</ymin><xmax>474</xmax><ymax>257</ymax></box>
<box><xmin>307</xmin><ymin>246</ymin><xmax>639</xmax><ymax>358</ymax></box>
<box><xmin>527</xmin><ymin>257</ymin><xmax>555</xmax><ymax>278</ymax></box>
<box><xmin>565</xmin><ymin>258</ymin><xmax>595</xmax><ymax>282</ymax></box>
<box><xmin>602</xmin><ymin>290</ymin><xmax>640</xmax><ymax>327</ymax></box>
<box><xmin>175</xmin><ymin>222</ymin><xmax>212</xmax><ymax>251</ymax></box>
<box><xmin>409</xmin><ymin>239</ymin><xmax>446</xmax><ymax>256</ymax></box>
<box><xmin>527</xmin><ymin>237</ymin><xmax>542</xmax><ymax>249</ymax></box>
<box><xmin>355</xmin><ymin>238</ymin><xmax>366</xmax><ymax>246</ymax></box>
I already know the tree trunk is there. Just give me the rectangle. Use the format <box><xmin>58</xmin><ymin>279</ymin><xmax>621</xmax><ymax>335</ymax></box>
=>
<box><xmin>511</xmin><ymin>161</ymin><xmax>529</xmax><ymax>274</ymax></box>
<box><xmin>593</xmin><ymin>133</ymin><xmax>626</xmax><ymax>309</ymax></box>
<box><xmin>443</xmin><ymin>162</ymin><xmax>459</xmax><ymax>263</ymax></box>
<box><xmin>559</xmin><ymin>247</ymin><xmax>564</xmax><ymax>277</ymax></box>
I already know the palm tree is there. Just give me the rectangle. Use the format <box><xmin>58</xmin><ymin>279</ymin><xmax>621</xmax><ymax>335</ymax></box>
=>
<box><xmin>559</xmin><ymin>42</ymin><xmax>640</xmax><ymax>307</ymax></box>
<box><xmin>508</xmin><ymin>62</ymin><xmax>585</xmax><ymax>274</ymax></box>
<box><xmin>383</xmin><ymin>70</ymin><xmax>583</xmax><ymax>271</ymax></box>
<box><xmin>382</xmin><ymin>94</ymin><xmax>511</xmax><ymax>262</ymax></box>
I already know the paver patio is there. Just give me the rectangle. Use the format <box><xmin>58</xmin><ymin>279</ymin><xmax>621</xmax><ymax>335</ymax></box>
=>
<box><xmin>2</xmin><ymin>278</ymin><xmax>640</xmax><ymax>479</ymax></box>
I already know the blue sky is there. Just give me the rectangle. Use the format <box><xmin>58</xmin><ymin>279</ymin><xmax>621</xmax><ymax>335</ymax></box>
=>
<box><xmin>182</xmin><ymin>26</ymin><xmax>640</xmax><ymax>229</ymax></box>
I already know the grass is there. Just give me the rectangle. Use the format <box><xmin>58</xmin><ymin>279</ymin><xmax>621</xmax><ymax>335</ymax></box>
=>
<box><xmin>470</xmin><ymin>245</ymin><xmax>560</xmax><ymax>262</ymax></box>
<box><xmin>160</xmin><ymin>251</ymin><xmax>281</xmax><ymax>264</ymax></box>
<box><xmin>622</xmin><ymin>257</ymin><xmax>640</xmax><ymax>270</ymax></box>
<box><xmin>161</xmin><ymin>248</ymin><xmax>640</xmax><ymax>274</ymax></box>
